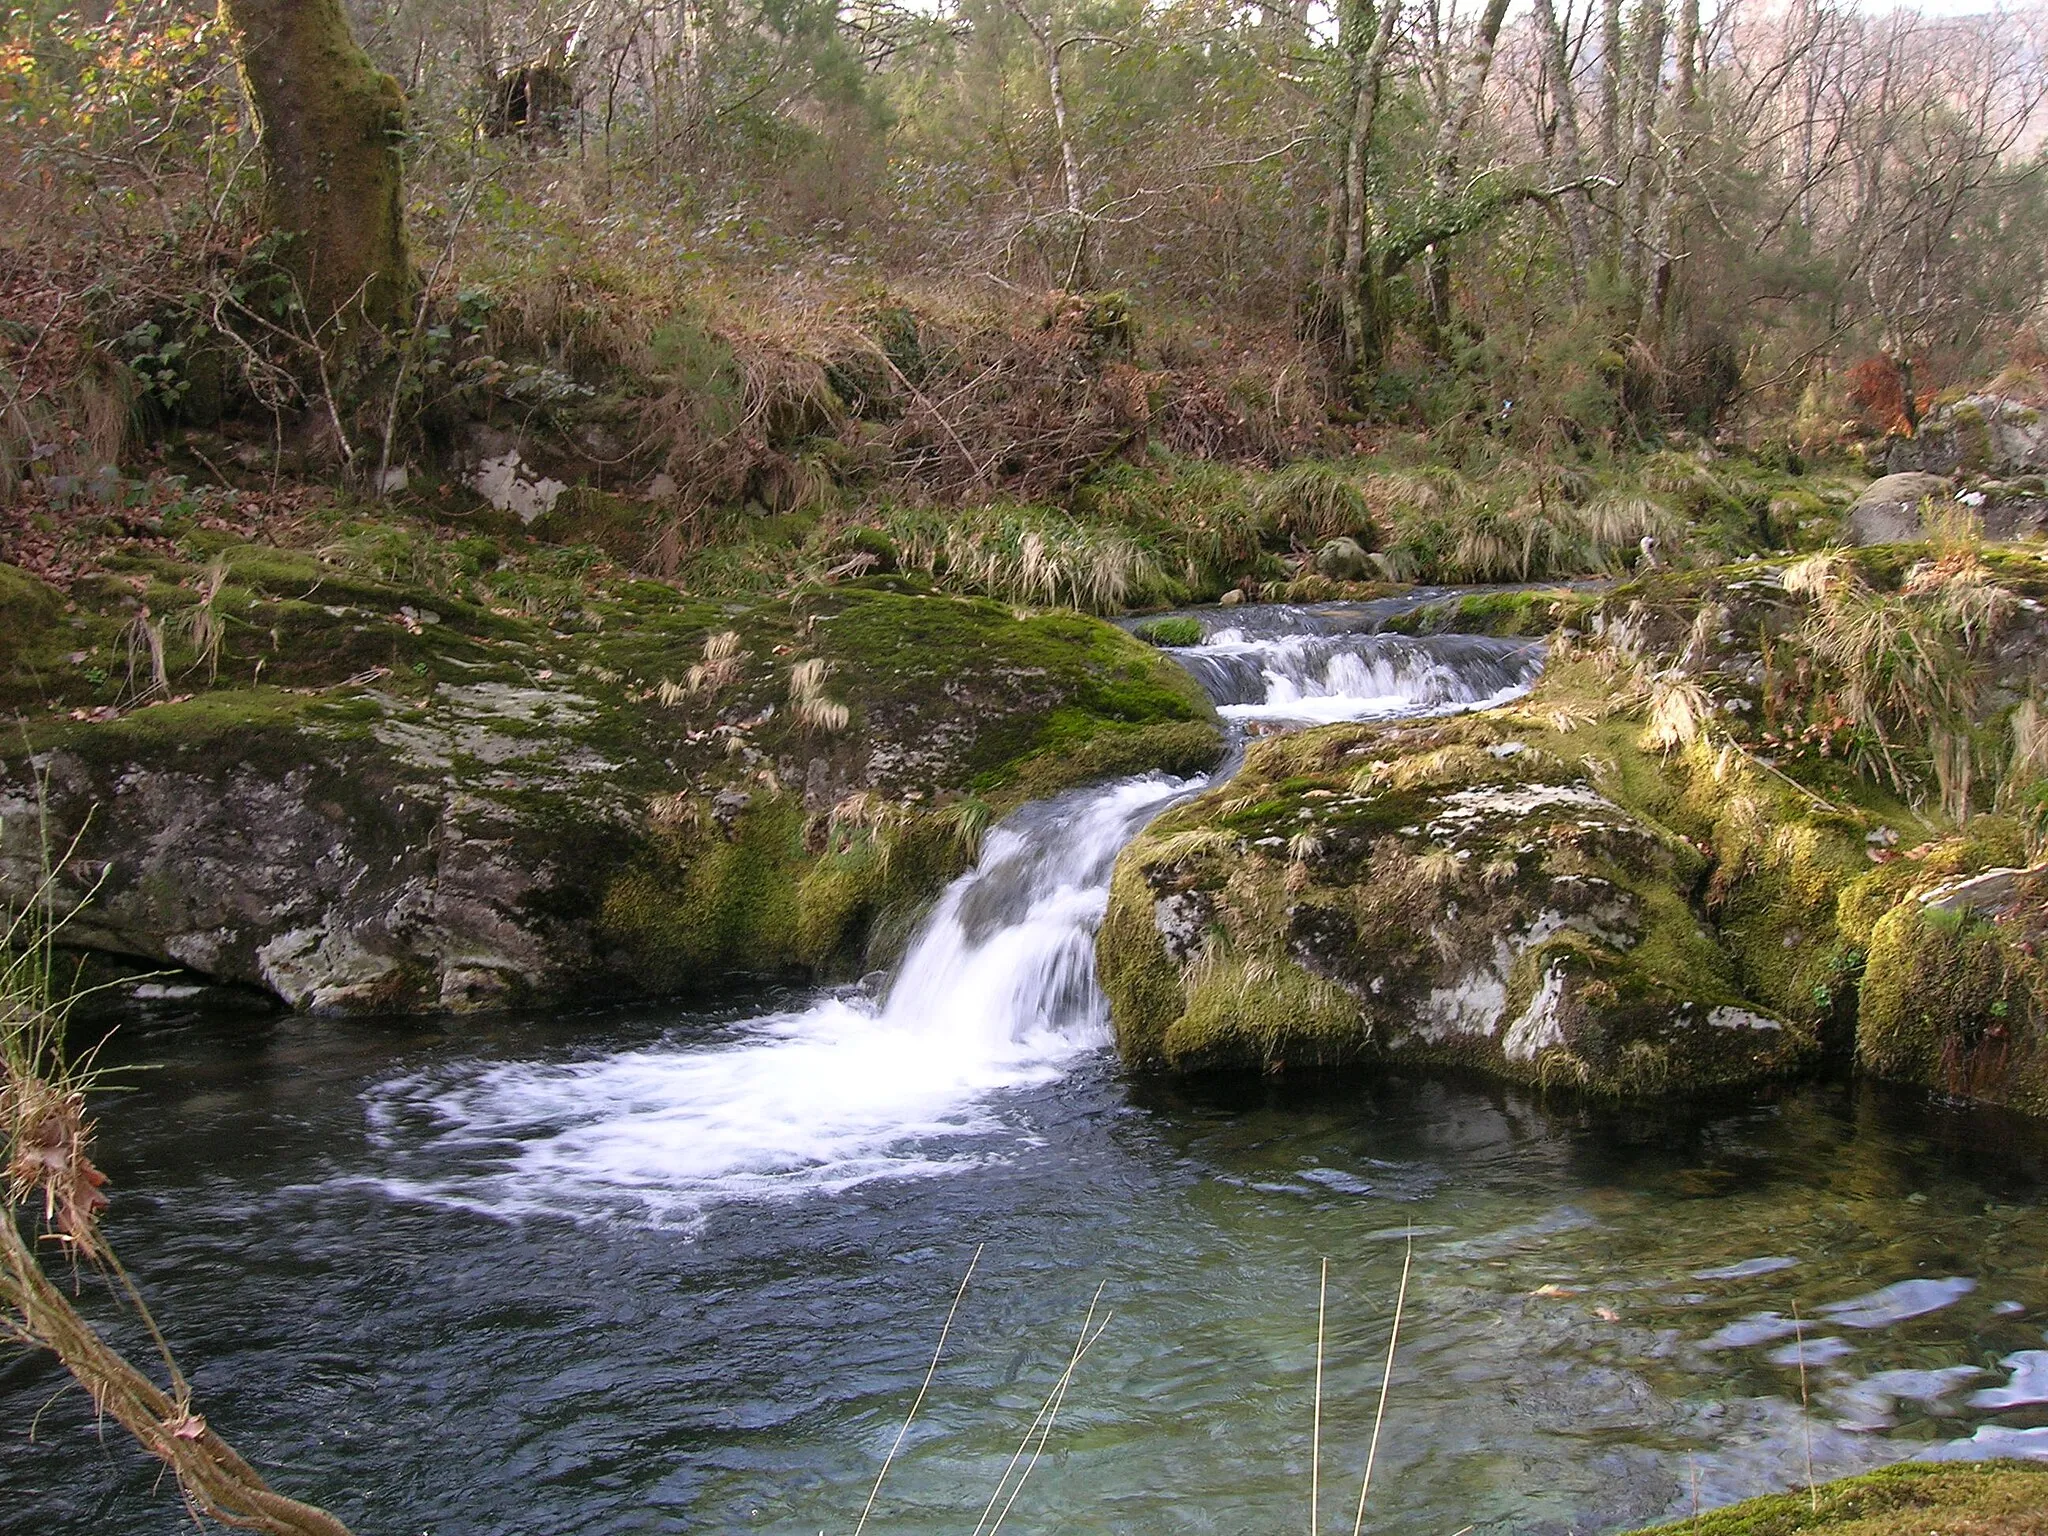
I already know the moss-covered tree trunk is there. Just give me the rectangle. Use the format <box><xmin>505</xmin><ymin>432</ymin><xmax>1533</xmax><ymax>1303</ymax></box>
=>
<box><xmin>219</xmin><ymin>0</ymin><xmax>410</xmax><ymax>329</ymax></box>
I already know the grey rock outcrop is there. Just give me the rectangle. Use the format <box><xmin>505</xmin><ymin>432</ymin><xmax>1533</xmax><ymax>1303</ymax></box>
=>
<box><xmin>1886</xmin><ymin>396</ymin><xmax>2048</xmax><ymax>479</ymax></box>
<box><xmin>1847</xmin><ymin>472</ymin><xmax>1953</xmax><ymax>544</ymax></box>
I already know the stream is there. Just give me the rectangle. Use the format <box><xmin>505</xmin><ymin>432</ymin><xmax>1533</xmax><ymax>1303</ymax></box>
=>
<box><xmin>5</xmin><ymin>605</ymin><xmax>2048</xmax><ymax>1535</ymax></box>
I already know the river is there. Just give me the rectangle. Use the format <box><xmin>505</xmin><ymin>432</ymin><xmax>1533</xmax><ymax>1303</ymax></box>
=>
<box><xmin>4</xmin><ymin>605</ymin><xmax>2047</xmax><ymax>1535</ymax></box>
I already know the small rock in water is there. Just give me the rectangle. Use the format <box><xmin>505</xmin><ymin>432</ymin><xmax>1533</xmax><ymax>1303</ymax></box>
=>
<box><xmin>1766</xmin><ymin>1335</ymin><xmax>1854</xmax><ymax>1368</ymax></box>
<box><xmin>1693</xmin><ymin>1255</ymin><xmax>1799</xmax><ymax>1281</ymax></box>
<box><xmin>1968</xmin><ymin>1349</ymin><xmax>2048</xmax><ymax>1409</ymax></box>
<box><xmin>1817</xmin><ymin>1275</ymin><xmax>1975</xmax><ymax>1329</ymax></box>
<box><xmin>1703</xmin><ymin>1312</ymin><xmax>1804</xmax><ymax>1349</ymax></box>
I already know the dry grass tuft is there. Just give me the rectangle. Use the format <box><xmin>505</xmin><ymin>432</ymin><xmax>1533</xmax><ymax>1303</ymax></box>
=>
<box><xmin>790</xmin><ymin>657</ymin><xmax>851</xmax><ymax>734</ymax></box>
<box><xmin>687</xmin><ymin>630</ymin><xmax>746</xmax><ymax>697</ymax></box>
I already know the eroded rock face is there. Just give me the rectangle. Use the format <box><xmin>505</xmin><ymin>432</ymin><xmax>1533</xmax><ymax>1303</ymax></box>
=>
<box><xmin>1885</xmin><ymin>396</ymin><xmax>2048</xmax><ymax>479</ymax></box>
<box><xmin>1102</xmin><ymin>716</ymin><xmax>1816</xmax><ymax>1095</ymax></box>
<box><xmin>2</xmin><ymin>578</ymin><xmax>1222</xmax><ymax>1014</ymax></box>
<box><xmin>0</xmin><ymin>702</ymin><xmax>630</xmax><ymax>1014</ymax></box>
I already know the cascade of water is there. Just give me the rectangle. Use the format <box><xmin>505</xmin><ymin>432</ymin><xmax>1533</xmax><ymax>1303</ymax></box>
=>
<box><xmin>366</xmin><ymin>606</ymin><xmax>1546</xmax><ymax>1228</ymax></box>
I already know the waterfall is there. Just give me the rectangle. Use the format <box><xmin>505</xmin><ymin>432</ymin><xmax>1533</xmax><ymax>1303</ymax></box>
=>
<box><xmin>365</xmin><ymin>606</ymin><xmax>1544</xmax><ymax>1229</ymax></box>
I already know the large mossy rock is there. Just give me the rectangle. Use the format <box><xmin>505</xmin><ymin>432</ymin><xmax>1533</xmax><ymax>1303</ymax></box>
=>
<box><xmin>1</xmin><ymin>561</ymin><xmax>1220</xmax><ymax>1013</ymax></box>
<box><xmin>1101</xmin><ymin>710</ymin><xmax>1818</xmax><ymax>1093</ymax></box>
<box><xmin>1855</xmin><ymin>863</ymin><xmax>2048</xmax><ymax>1118</ymax></box>
<box><xmin>1616</xmin><ymin>1459</ymin><xmax>2048</xmax><ymax>1535</ymax></box>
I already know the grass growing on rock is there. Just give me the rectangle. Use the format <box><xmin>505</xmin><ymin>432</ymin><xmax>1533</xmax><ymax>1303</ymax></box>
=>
<box><xmin>5</xmin><ymin>496</ymin><xmax>1223</xmax><ymax>1009</ymax></box>
<box><xmin>1619</xmin><ymin>1460</ymin><xmax>2048</xmax><ymax>1536</ymax></box>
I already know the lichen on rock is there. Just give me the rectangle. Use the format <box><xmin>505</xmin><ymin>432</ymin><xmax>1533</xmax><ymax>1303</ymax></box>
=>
<box><xmin>2</xmin><ymin>562</ymin><xmax>1222</xmax><ymax>1014</ymax></box>
<box><xmin>1102</xmin><ymin>707</ymin><xmax>1818</xmax><ymax>1095</ymax></box>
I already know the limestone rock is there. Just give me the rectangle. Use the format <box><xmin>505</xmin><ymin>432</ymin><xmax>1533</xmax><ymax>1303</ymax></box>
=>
<box><xmin>1314</xmin><ymin>537</ymin><xmax>1373</xmax><ymax>581</ymax></box>
<box><xmin>3</xmin><ymin>579</ymin><xmax>1223</xmax><ymax>1015</ymax></box>
<box><xmin>1886</xmin><ymin>396</ymin><xmax>2048</xmax><ymax>479</ymax></box>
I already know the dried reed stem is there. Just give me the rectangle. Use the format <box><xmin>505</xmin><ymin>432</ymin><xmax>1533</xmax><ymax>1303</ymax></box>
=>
<box><xmin>1792</xmin><ymin>1301</ymin><xmax>1816</xmax><ymax>1512</ymax></box>
<box><xmin>0</xmin><ymin>1216</ymin><xmax>352</xmax><ymax>1535</ymax></box>
<box><xmin>1312</xmin><ymin>1255</ymin><xmax>1328</xmax><ymax>1536</ymax></box>
<box><xmin>1351</xmin><ymin>1231</ymin><xmax>1413</xmax><ymax>1536</ymax></box>
<box><xmin>973</xmin><ymin>1282</ymin><xmax>1110</xmax><ymax>1536</ymax></box>
<box><xmin>852</xmin><ymin>1243</ymin><xmax>981</xmax><ymax>1536</ymax></box>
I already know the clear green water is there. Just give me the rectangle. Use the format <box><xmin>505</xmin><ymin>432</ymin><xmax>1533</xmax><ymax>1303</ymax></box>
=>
<box><xmin>4</xmin><ymin>999</ymin><xmax>2047</xmax><ymax>1535</ymax></box>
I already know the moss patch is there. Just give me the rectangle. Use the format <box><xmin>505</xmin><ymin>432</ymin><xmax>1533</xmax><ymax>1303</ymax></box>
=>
<box><xmin>1104</xmin><ymin>702</ymin><xmax>1817</xmax><ymax>1093</ymax></box>
<box><xmin>1619</xmin><ymin>1460</ymin><xmax>2048</xmax><ymax>1536</ymax></box>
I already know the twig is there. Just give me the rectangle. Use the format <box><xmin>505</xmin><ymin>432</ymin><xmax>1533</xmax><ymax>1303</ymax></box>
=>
<box><xmin>1351</xmin><ymin>1230</ymin><xmax>1414</xmax><ymax>1536</ymax></box>
<box><xmin>852</xmin><ymin>1244</ymin><xmax>981</xmax><ymax>1536</ymax></box>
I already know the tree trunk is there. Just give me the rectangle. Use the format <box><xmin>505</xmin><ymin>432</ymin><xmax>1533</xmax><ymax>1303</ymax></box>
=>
<box><xmin>1338</xmin><ymin>0</ymin><xmax>1404</xmax><ymax>382</ymax></box>
<box><xmin>1598</xmin><ymin>0</ymin><xmax>1623</xmax><ymax>249</ymax></box>
<box><xmin>1621</xmin><ymin>0</ymin><xmax>1668</xmax><ymax>294</ymax></box>
<box><xmin>1422</xmin><ymin>0</ymin><xmax>1512</xmax><ymax>341</ymax></box>
<box><xmin>1531</xmin><ymin>0</ymin><xmax>1596</xmax><ymax>301</ymax></box>
<box><xmin>1003</xmin><ymin>0</ymin><xmax>1093</xmax><ymax>290</ymax></box>
<box><xmin>1639</xmin><ymin>0</ymin><xmax>1699</xmax><ymax>342</ymax></box>
<box><xmin>220</xmin><ymin>0</ymin><xmax>411</xmax><ymax>329</ymax></box>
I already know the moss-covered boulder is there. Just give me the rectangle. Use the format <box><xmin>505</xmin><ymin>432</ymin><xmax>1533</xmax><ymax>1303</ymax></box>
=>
<box><xmin>1855</xmin><ymin>864</ymin><xmax>2048</xmax><ymax>1117</ymax></box>
<box><xmin>1102</xmin><ymin>710</ymin><xmax>1818</xmax><ymax>1092</ymax></box>
<box><xmin>2</xmin><ymin>558</ymin><xmax>1220</xmax><ymax>1014</ymax></box>
<box><xmin>1618</xmin><ymin>1459</ymin><xmax>2048</xmax><ymax>1536</ymax></box>
<box><xmin>0</xmin><ymin>563</ymin><xmax>64</xmax><ymax>675</ymax></box>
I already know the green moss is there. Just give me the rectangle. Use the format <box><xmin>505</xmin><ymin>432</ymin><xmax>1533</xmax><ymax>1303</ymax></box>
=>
<box><xmin>601</xmin><ymin>796</ymin><xmax>809</xmax><ymax>991</ymax></box>
<box><xmin>1382</xmin><ymin>587</ymin><xmax>1596</xmax><ymax>637</ymax></box>
<box><xmin>1131</xmin><ymin>616</ymin><xmax>1203</xmax><ymax>647</ymax></box>
<box><xmin>795</xmin><ymin>851</ymin><xmax>885</xmax><ymax>971</ymax></box>
<box><xmin>1005</xmin><ymin>719</ymin><xmax>1220</xmax><ymax>803</ymax></box>
<box><xmin>528</xmin><ymin>488</ymin><xmax>653</xmax><ymax>564</ymax></box>
<box><xmin>1160</xmin><ymin>952</ymin><xmax>1366</xmax><ymax>1073</ymax></box>
<box><xmin>1858</xmin><ymin>900</ymin><xmax>2035</xmax><ymax>1103</ymax></box>
<box><xmin>1618</xmin><ymin>1460</ymin><xmax>2048</xmax><ymax>1536</ymax></box>
<box><xmin>1101</xmin><ymin>856</ymin><xmax>1192</xmax><ymax>1063</ymax></box>
<box><xmin>0</xmin><ymin>563</ymin><xmax>63</xmax><ymax>674</ymax></box>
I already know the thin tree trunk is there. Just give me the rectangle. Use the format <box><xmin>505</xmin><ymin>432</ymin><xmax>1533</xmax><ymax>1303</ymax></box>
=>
<box><xmin>1640</xmin><ymin>0</ymin><xmax>1699</xmax><ymax>341</ymax></box>
<box><xmin>1003</xmin><ymin>0</ymin><xmax>1093</xmax><ymax>289</ymax></box>
<box><xmin>1598</xmin><ymin>0</ymin><xmax>1623</xmax><ymax>247</ymax></box>
<box><xmin>1422</xmin><ymin>0</ymin><xmax>1513</xmax><ymax>340</ymax></box>
<box><xmin>1531</xmin><ymin>0</ymin><xmax>1596</xmax><ymax>301</ymax></box>
<box><xmin>220</xmin><ymin>0</ymin><xmax>411</xmax><ymax>329</ymax></box>
<box><xmin>1622</xmin><ymin>0</ymin><xmax>1668</xmax><ymax>293</ymax></box>
<box><xmin>1339</xmin><ymin>0</ymin><xmax>1404</xmax><ymax>380</ymax></box>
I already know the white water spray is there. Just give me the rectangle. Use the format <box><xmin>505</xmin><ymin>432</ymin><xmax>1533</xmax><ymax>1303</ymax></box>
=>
<box><xmin>364</xmin><ymin>610</ymin><xmax>1543</xmax><ymax>1228</ymax></box>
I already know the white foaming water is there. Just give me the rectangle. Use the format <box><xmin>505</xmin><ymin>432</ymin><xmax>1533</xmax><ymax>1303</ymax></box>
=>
<box><xmin>363</xmin><ymin>611</ymin><xmax>1544</xmax><ymax>1229</ymax></box>
<box><xmin>364</xmin><ymin>774</ymin><xmax>1193</xmax><ymax>1229</ymax></box>
<box><xmin>1175</xmin><ymin>628</ymin><xmax>1542</xmax><ymax>727</ymax></box>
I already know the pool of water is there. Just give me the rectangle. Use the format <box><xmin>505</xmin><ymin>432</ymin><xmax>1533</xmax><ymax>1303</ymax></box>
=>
<box><xmin>5</xmin><ymin>1000</ymin><xmax>2048</xmax><ymax>1536</ymax></box>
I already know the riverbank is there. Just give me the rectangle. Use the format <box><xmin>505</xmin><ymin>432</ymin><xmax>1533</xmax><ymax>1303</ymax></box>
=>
<box><xmin>1620</xmin><ymin>1460</ymin><xmax>2048</xmax><ymax>1534</ymax></box>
